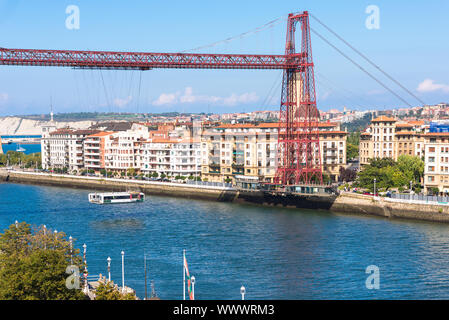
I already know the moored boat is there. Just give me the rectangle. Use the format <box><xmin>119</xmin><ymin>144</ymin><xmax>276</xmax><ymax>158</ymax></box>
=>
<box><xmin>88</xmin><ymin>192</ymin><xmax>145</xmax><ymax>204</ymax></box>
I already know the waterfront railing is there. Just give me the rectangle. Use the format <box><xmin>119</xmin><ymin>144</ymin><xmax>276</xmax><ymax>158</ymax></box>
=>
<box><xmin>390</xmin><ymin>193</ymin><xmax>449</xmax><ymax>204</ymax></box>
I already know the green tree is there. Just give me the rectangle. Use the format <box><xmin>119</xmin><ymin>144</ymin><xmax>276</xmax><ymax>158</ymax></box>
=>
<box><xmin>127</xmin><ymin>167</ymin><xmax>136</xmax><ymax>177</ymax></box>
<box><xmin>356</xmin><ymin>156</ymin><xmax>424</xmax><ymax>192</ymax></box>
<box><xmin>0</xmin><ymin>222</ymin><xmax>87</xmax><ymax>300</ymax></box>
<box><xmin>95</xmin><ymin>281</ymin><xmax>136</xmax><ymax>300</ymax></box>
<box><xmin>396</xmin><ymin>155</ymin><xmax>424</xmax><ymax>183</ymax></box>
<box><xmin>347</xmin><ymin>143</ymin><xmax>359</xmax><ymax>160</ymax></box>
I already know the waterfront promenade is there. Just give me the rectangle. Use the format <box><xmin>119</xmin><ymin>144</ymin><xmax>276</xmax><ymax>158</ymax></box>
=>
<box><xmin>3</xmin><ymin>168</ymin><xmax>449</xmax><ymax>224</ymax></box>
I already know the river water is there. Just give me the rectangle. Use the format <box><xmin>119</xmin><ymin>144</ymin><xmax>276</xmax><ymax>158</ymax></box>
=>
<box><xmin>1</xmin><ymin>182</ymin><xmax>449</xmax><ymax>300</ymax></box>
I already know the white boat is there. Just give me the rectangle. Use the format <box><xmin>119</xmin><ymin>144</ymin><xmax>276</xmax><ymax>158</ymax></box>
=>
<box><xmin>88</xmin><ymin>192</ymin><xmax>145</xmax><ymax>204</ymax></box>
<box><xmin>16</xmin><ymin>144</ymin><xmax>26</xmax><ymax>152</ymax></box>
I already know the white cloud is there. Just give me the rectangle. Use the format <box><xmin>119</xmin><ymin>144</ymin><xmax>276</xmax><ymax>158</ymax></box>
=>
<box><xmin>417</xmin><ymin>79</ymin><xmax>449</xmax><ymax>93</ymax></box>
<box><xmin>152</xmin><ymin>87</ymin><xmax>259</xmax><ymax>107</ymax></box>
<box><xmin>153</xmin><ymin>93</ymin><xmax>178</xmax><ymax>106</ymax></box>
<box><xmin>113</xmin><ymin>95</ymin><xmax>133</xmax><ymax>108</ymax></box>
<box><xmin>0</xmin><ymin>93</ymin><xmax>8</xmax><ymax>105</ymax></box>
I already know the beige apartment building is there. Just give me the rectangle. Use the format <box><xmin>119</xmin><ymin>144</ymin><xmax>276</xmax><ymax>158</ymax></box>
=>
<box><xmin>359</xmin><ymin>116</ymin><xmax>426</xmax><ymax>166</ymax></box>
<box><xmin>200</xmin><ymin>122</ymin><xmax>347</xmax><ymax>183</ymax></box>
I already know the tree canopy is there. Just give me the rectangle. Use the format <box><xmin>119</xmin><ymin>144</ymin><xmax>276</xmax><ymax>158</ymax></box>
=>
<box><xmin>95</xmin><ymin>281</ymin><xmax>136</xmax><ymax>300</ymax></box>
<box><xmin>0</xmin><ymin>222</ymin><xmax>87</xmax><ymax>300</ymax></box>
<box><xmin>356</xmin><ymin>155</ymin><xmax>424</xmax><ymax>192</ymax></box>
<box><xmin>0</xmin><ymin>151</ymin><xmax>41</xmax><ymax>168</ymax></box>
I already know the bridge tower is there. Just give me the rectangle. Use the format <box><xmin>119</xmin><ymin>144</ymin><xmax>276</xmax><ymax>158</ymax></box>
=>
<box><xmin>275</xmin><ymin>11</ymin><xmax>323</xmax><ymax>185</ymax></box>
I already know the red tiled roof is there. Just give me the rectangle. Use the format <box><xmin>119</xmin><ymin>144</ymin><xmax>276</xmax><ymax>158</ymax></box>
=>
<box><xmin>215</xmin><ymin>122</ymin><xmax>338</xmax><ymax>129</ymax></box>
<box><xmin>86</xmin><ymin>131</ymin><xmax>115</xmax><ymax>138</ymax></box>
<box><xmin>423</xmin><ymin>132</ymin><xmax>449</xmax><ymax>137</ymax></box>
<box><xmin>319</xmin><ymin>131</ymin><xmax>348</xmax><ymax>135</ymax></box>
<box><xmin>49</xmin><ymin>128</ymin><xmax>73</xmax><ymax>135</ymax></box>
<box><xmin>372</xmin><ymin>116</ymin><xmax>397</xmax><ymax>122</ymax></box>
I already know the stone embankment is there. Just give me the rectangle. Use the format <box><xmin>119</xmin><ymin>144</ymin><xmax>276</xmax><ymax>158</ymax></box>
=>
<box><xmin>0</xmin><ymin>170</ymin><xmax>238</xmax><ymax>202</ymax></box>
<box><xmin>331</xmin><ymin>192</ymin><xmax>449</xmax><ymax>223</ymax></box>
<box><xmin>3</xmin><ymin>170</ymin><xmax>449</xmax><ymax>224</ymax></box>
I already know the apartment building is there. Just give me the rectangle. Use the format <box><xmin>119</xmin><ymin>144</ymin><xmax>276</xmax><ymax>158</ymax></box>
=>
<box><xmin>84</xmin><ymin>132</ymin><xmax>115</xmax><ymax>172</ymax></box>
<box><xmin>169</xmin><ymin>139</ymin><xmax>201</xmax><ymax>178</ymax></box>
<box><xmin>423</xmin><ymin>132</ymin><xmax>449</xmax><ymax>194</ymax></box>
<box><xmin>41</xmin><ymin>120</ymin><xmax>346</xmax><ymax>183</ymax></box>
<box><xmin>319</xmin><ymin>123</ymin><xmax>347</xmax><ymax>180</ymax></box>
<box><xmin>359</xmin><ymin>117</ymin><xmax>426</xmax><ymax>166</ymax></box>
<box><xmin>140</xmin><ymin>139</ymin><xmax>173</xmax><ymax>176</ymax></box>
<box><xmin>200</xmin><ymin>123</ymin><xmax>278</xmax><ymax>183</ymax></box>
<box><xmin>41</xmin><ymin>125</ymin><xmax>100</xmax><ymax>171</ymax></box>
<box><xmin>200</xmin><ymin>122</ymin><xmax>347</xmax><ymax>183</ymax></box>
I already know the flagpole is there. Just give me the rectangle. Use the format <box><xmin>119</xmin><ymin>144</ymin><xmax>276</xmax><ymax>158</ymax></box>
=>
<box><xmin>183</xmin><ymin>249</ymin><xmax>186</xmax><ymax>301</ymax></box>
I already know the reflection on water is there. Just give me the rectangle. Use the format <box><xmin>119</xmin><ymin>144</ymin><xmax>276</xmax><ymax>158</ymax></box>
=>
<box><xmin>2</xmin><ymin>182</ymin><xmax>449</xmax><ymax>299</ymax></box>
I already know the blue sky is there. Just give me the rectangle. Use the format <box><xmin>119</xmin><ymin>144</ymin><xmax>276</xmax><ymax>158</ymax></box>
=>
<box><xmin>0</xmin><ymin>0</ymin><xmax>448</xmax><ymax>116</ymax></box>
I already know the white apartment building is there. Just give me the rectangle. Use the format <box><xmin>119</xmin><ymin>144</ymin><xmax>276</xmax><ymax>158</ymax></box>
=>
<box><xmin>423</xmin><ymin>132</ymin><xmax>449</xmax><ymax>194</ymax></box>
<box><xmin>169</xmin><ymin>140</ymin><xmax>201</xmax><ymax>177</ymax></box>
<box><xmin>104</xmin><ymin>124</ymin><xmax>150</xmax><ymax>172</ymax></box>
<box><xmin>140</xmin><ymin>140</ymin><xmax>173</xmax><ymax>175</ymax></box>
<box><xmin>41</xmin><ymin>125</ymin><xmax>100</xmax><ymax>171</ymax></box>
<box><xmin>140</xmin><ymin>139</ymin><xmax>201</xmax><ymax>177</ymax></box>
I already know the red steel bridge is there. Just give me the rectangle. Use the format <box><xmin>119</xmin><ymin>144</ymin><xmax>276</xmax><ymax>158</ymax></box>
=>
<box><xmin>0</xmin><ymin>11</ymin><xmax>322</xmax><ymax>185</ymax></box>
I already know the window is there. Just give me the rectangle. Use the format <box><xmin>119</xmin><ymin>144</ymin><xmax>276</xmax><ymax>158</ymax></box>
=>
<box><xmin>429</xmin><ymin>147</ymin><xmax>436</xmax><ymax>153</ymax></box>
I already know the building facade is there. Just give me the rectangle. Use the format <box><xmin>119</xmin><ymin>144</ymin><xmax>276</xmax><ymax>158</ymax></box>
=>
<box><xmin>423</xmin><ymin>132</ymin><xmax>449</xmax><ymax>194</ymax></box>
<box><xmin>359</xmin><ymin>116</ymin><xmax>426</xmax><ymax>166</ymax></box>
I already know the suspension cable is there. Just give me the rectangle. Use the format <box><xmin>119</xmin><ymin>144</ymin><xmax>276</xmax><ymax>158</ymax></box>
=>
<box><xmin>182</xmin><ymin>15</ymin><xmax>287</xmax><ymax>53</ymax></box>
<box><xmin>310</xmin><ymin>13</ymin><xmax>426</xmax><ymax>106</ymax></box>
<box><xmin>311</xmin><ymin>27</ymin><xmax>413</xmax><ymax>107</ymax></box>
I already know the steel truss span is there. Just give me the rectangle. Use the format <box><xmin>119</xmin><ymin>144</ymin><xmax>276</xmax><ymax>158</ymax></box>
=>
<box><xmin>0</xmin><ymin>10</ymin><xmax>323</xmax><ymax>185</ymax></box>
<box><xmin>0</xmin><ymin>48</ymin><xmax>304</xmax><ymax>70</ymax></box>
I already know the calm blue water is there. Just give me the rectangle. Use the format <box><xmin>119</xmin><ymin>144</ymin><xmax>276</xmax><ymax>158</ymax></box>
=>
<box><xmin>1</xmin><ymin>143</ymin><xmax>41</xmax><ymax>154</ymax></box>
<box><xmin>1</xmin><ymin>135</ymin><xmax>41</xmax><ymax>139</ymax></box>
<box><xmin>2</xmin><ymin>182</ymin><xmax>449</xmax><ymax>300</ymax></box>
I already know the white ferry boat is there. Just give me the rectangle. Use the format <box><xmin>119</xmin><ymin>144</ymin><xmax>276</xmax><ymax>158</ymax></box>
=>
<box><xmin>88</xmin><ymin>192</ymin><xmax>145</xmax><ymax>204</ymax></box>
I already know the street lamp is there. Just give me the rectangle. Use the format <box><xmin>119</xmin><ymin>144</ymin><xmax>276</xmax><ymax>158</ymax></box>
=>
<box><xmin>69</xmin><ymin>236</ymin><xmax>73</xmax><ymax>265</ymax></box>
<box><xmin>121</xmin><ymin>251</ymin><xmax>125</xmax><ymax>293</ymax></box>
<box><xmin>191</xmin><ymin>276</ymin><xmax>196</xmax><ymax>300</ymax></box>
<box><xmin>410</xmin><ymin>180</ymin><xmax>413</xmax><ymax>200</ymax></box>
<box><xmin>240</xmin><ymin>286</ymin><xmax>246</xmax><ymax>300</ymax></box>
<box><xmin>373</xmin><ymin>178</ymin><xmax>376</xmax><ymax>196</ymax></box>
<box><xmin>83</xmin><ymin>244</ymin><xmax>88</xmax><ymax>293</ymax></box>
<box><xmin>107</xmin><ymin>257</ymin><xmax>111</xmax><ymax>282</ymax></box>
